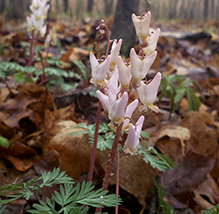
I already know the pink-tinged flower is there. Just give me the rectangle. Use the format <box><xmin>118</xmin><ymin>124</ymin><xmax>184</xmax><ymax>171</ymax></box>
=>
<box><xmin>109</xmin><ymin>39</ymin><xmax>122</xmax><ymax>71</ymax></box>
<box><xmin>123</xmin><ymin>115</ymin><xmax>145</xmax><ymax>154</ymax></box>
<box><xmin>96</xmin><ymin>84</ymin><xmax>128</xmax><ymax>125</ymax></box>
<box><xmin>143</xmin><ymin>28</ymin><xmax>160</xmax><ymax>56</ymax></box>
<box><xmin>130</xmin><ymin>48</ymin><xmax>157</xmax><ymax>87</ymax></box>
<box><xmin>137</xmin><ymin>72</ymin><xmax>162</xmax><ymax>113</ymax></box>
<box><xmin>117</xmin><ymin>56</ymin><xmax>132</xmax><ymax>89</ymax></box>
<box><xmin>96</xmin><ymin>90</ymin><xmax>109</xmax><ymax>112</ymax></box>
<box><xmin>132</xmin><ymin>12</ymin><xmax>151</xmax><ymax>46</ymax></box>
<box><xmin>108</xmin><ymin>68</ymin><xmax>119</xmax><ymax>91</ymax></box>
<box><xmin>122</xmin><ymin>99</ymin><xmax>138</xmax><ymax>131</ymax></box>
<box><xmin>109</xmin><ymin>92</ymin><xmax>128</xmax><ymax>124</ymax></box>
<box><xmin>90</xmin><ymin>52</ymin><xmax>111</xmax><ymax>87</ymax></box>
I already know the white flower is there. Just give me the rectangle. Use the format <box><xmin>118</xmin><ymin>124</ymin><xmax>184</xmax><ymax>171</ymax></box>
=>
<box><xmin>117</xmin><ymin>56</ymin><xmax>132</xmax><ymax>89</ymax></box>
<box><xmin>130</xmin><ymin>48</ymin><xmax>157</xmax><ymax>87</ymax></box>
<box><xmin>137</xmin><ymin>72</ymin><xmax>162</xmax><ymax>113</ymax></box>
<box><xmin>90</xmin><ymin>52</ymin><xmax>111</xmax><ymax>87</ymax></box>
<box><xmin>123</xmin><ymin>115</ymin><xmax>145</xmax><ymax>154</ymax></box>
<box><xmin>143</xmin><ymin>28</ymin><xmax>160</xmax><ymax>56</ymax></box>
<box><xmin>109</xmin><ymin>39</ymin><xmax>122</xmax><ymax>71</ymax></box>
<box><xmin>132</xmin><ymin>12</ymin><xmax>151</xmax><ymax>46</ymax></box>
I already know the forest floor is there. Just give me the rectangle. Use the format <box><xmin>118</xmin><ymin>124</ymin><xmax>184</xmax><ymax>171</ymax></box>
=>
<box><xmin>0</xmin><ymin>15</ymin><xmax>219</xmax><ymax>214</ymax></box>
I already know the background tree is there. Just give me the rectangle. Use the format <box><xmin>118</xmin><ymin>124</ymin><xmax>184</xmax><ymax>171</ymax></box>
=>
<box><xmin>87</xmin><ymin>0</ymin><xmax>94</xmax><ymax>13</ymax></box>
<box><xmin>110</xmin><ymin>0</ymin><xmax>139</xmax><ymax>57</ymax></box>
<box><xmin>204</xmin><ymin>0</ymin><xmax>209</xmax><ymax>21</ymax></box>
<box><xmin>8</xmin><ymin>0</ymin><xmax>24</xmax><ymax>20</ymax></box>
<box><xmin>104</xmin><ymin>0</ymin><xmax>114</xmax><ymax>16</ymax></box>
<box><xmin>0</xmin><ymin>0</ymin><xmax>6</xmax><ymax>14</ymax></box>
<box><xmin>63</xmin><ymin>0</ymin><xmax>69</xmax><ymax>13</ymax></box>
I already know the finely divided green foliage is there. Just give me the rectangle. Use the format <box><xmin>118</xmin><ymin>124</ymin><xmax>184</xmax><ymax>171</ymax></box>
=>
<box><xmin>29</xmin><ymin>181</ymin><xmax>121</xmax><ymax>214</ymax></box>
<box><xmin>159</xmin><ymin>74</ymin><xmax>201</xmax><ymax>112</ymax></box>
<box><xmin>0</xmin><ymin>200</ymin><xmax>5</xmax><ymax>214</ymax></box>
<box><xmin>70</xmin><ymin>123</ymin><xmax>115</xmax><ymax>151</ymax></box>
<box><xmin>0</xmin><ymin>57</ymin><xmax>86</xmax><ymax>91</ymax></box>
<box><xmin>70</xmin><ymin>123</ymin><xmax>175</xmax><ymax>172</ymax></box>
<box><xmin>202</xmin><ymin>204</ymin><xmax>219</xmax><ymax>214</ymax></box>
<box><xmin>152</xmin><ymin>179</ymin><xmax>176</xmax><ymax>214</ymax></box>
<box><xmin>0</xmin><ymin>168</ymin><xmax>73</xmax><ymax>203</ymax></box>
<box><xmin>0</xmin><ymin>168</ymin><xmax>121</xmax><ymax>214</ymax></box>
<box><xmin>137</xmin><ymin>142</ymin><xmax>176</xmax><ymax>172</ymax></box>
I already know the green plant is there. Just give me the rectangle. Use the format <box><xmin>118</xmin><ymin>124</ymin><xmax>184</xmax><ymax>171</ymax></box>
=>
<box><xmin>0</xmin><ymin>168</ymin><xmax>121</xmax><ymax>213</ymax></box>
<box><xmin>0</xmin><ymin>60</ymin><xmax>84</xmax><ymax>91</ymax></box>
<box><xmin>159</xmin><ymin>74</ymin><xmax>201</xmax><ymax>113</ymax></box>
<box><xmin>0</xmin><ymin>136</ymin><xmax>10</xmax><ymax>148</ymax></box>
<box><xmin>152</xmin><ymin>179</ymin><xmax>176</xmax><ymax>214</ymax></box>
<box><xmin>202</xmin><ymin>204</ymin><xmax>219</xmax><ymax>214</ymax></box>
<box><xmin>70</xmin><ymin>123</ymin><xmax>116</xmax><ymax>151</ymax></box>
<box><xmin>70</xmin><ymin>123</ymin><xmax>176</xmax><ymax>172</ymax></box>
<box><xmin>138</xmin><ymin>142</ymin><xmax>176</xmax><ymax>172</ymax></box>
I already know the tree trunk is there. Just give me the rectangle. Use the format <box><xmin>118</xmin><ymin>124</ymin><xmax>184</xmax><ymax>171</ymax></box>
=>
<box><xmin>211</xmin><ymin>0</ymin><xmax>215</xmax><ymax>19</ymax></box>
<box><xmin>104</xmin><ymin>0</ymin><xmax>114</xmax><ymax>16</ymax></box>
<box><xmin>63</xmin><ymin>0</ymin><xmax>68</xmax><ymax>13</ymax></box>
<box><xmin>110</xmin><ymin>0</ymin><xmax>139</xmax><ymax>57</ymax></box>
<box><xmin>8</xmin><ymin>0</ymin><xmax>24</xmax><ymax>20</ymax></box>
<box><xmin>0</xmin><ymin>0</ymin><xmax>6</xmax><ymax>14</ymax></box>
<box><xmin>204</xmin><ymin>0</ymin><xmax>209</xmax><ymax>21</ymax></box>
<box><xmin>56</xmin><ymin>0</ymin><xmax>59</xmax><ymax>12</ymax></box>
<box><xmin>87</xmin><ymin>0</ymin><xmax>94</xmax><ymax>12</ymax></box>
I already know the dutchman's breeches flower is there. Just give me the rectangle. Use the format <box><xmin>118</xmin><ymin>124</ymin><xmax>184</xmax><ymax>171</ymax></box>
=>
<box><xmin>96</xmin><ymin>84</ymin><xmax>128</xmax><ymax>126</ymax></box>
<box><xmin>109</xmin><ymin>39</ymin><xmax>122</xmax><ymax>72</ymax></box>
<box><xmin>109</xmin><ymin>92</ymin><xmax>128</xmax><ymax>125</ymax></box>
<box><xmin>132</xmin><ymin>12</ymin><xmax>151</xmax><ymax>46</ymax></box>
<box><xmin>90</xmin><ymin>52</ymin><xmax>111</xmax><ymax>87</ymax></box>
<box><xmin>130</xmin><ymin>48</ymin><xmax>157</xmax><ymax>87</ymax></box>
<box><xmin>117</xmin><ymin>56</ymin><xmax>132</xmax><ymax>89</ymax></box>
<box><xmin>143</xmin><ymin>28</ymin><xmax>161</xmax><ymax>56</ymax></box>
<box><xmin>122</xmin><ymin>99</ymin><xmax>139</xmax><ymax>131</ymax></box>
<box><xmin>123</xmin><ymin>115</ymin><xmax>145</xmax><ymax>154</ymax></box>
<box><xmin>137</xmin><ymin>72</ymin><xmax>162</xmax><ymax>113</ymax></box>
<box><xmin>27</xmin><ymin>0</ymin><xmax>49</xmax><ymax>37</ymax></box>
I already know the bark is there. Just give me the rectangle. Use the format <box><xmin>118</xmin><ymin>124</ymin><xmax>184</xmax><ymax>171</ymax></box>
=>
<box><xmin>8</xmin><ymin>0</ymin><xmax>24</xmax><ymax>20</ymax></box>
<box><xmin>204</xmin><ymin>0</ymin><xmax>209</xmax><ymax>21</ymax></box>
<box><xmin>110</xmin><ymin>0</ymin><xmax>139</xmax><ymax>57</ymax></box>
<box><xmin>104</xmin><ymin>0</ymin><xmax>114</xmax><ymax>16</ymax></box>
<box><xmin>63</xmin><ymin>0</ymin><xmax>68</xmax><ymax>13</ymax></box>
<box><xmin>211</xmin><ymin>0</ymin><xmax>215</xmax><ymax>19</ymax></box>
<box><xmin>56</xmin><ymin>0</ymin><xmax>59</xmax><ymax>12</ymax></box>
<box><xmin>87</xmin><ymin>0</ymin><xmax>94</xmax><ymax>12</ymax></box>
<box><xmin>0</xmin><ymin>0</ymin><xmax>6</xmax><ymax>14</ymax></box>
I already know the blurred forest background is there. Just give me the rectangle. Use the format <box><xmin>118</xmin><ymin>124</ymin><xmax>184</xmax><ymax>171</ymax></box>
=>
<box><xmin>0</xmin><ymin>0</ymin><xmax>219</xmax><ymax>22</ymax></box>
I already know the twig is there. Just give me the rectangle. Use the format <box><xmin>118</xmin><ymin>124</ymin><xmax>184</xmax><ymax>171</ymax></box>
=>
<box><xmin>0</xmin><ymin>77</ymin><xmax>15</xmax><ymax>97</ymax></box>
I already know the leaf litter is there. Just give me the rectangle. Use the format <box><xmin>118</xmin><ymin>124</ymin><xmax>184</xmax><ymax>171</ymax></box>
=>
<box><xmin>0</xmin><ymin>16</ymin><xmax>219</xmax><ymax>214</ymax></box>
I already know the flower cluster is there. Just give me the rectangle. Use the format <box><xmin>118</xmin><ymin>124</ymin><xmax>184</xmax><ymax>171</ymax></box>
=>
<box><xmin>26</xmin><ymin>0</ymin><xmax>50</xmax><ymax>37</ymax></box>
<box><xmin>90</xmin><ymin>11</ymin><xmax>161</xmax><ymax>155</ymax></box>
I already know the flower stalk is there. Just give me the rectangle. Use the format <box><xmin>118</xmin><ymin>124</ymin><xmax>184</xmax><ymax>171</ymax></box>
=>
<box><xmin>87</xmin><ymin>100</ymin><xmax>102</xmax><ymax>182</ymax></box>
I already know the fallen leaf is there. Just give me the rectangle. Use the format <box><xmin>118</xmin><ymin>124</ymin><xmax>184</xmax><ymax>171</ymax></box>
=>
<box><xmin>181</xmin><ymin>111</ymin><xmax>219</xmax><ymax>155</ymax></box>
<box><xmin>152</xmin><ymin>125</ymin><xmax>190</xmax><ymax>156</ymax></box>
<box><xmin>162</xmin><ymin>150</ymin><xmax>216</xmax><ymax>197</ymax></box>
